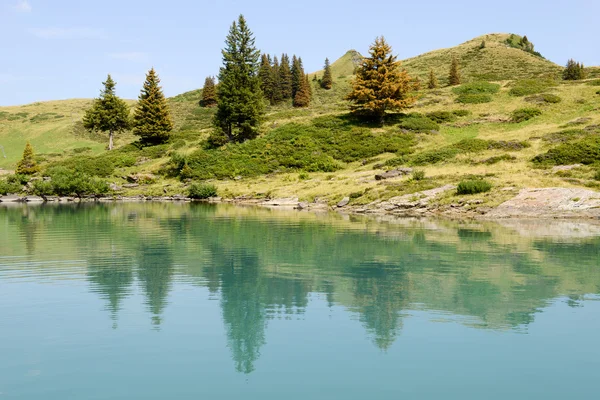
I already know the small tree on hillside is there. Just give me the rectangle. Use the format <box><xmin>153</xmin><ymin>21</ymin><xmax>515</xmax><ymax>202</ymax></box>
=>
<box><xmin>563</xmin><ymin>59</ymin><xmax>586</xmax><ymax>80</ymax></box>
<box><xmin>291</xmin><ymin>55</ymin><xmax>304</xmax><ymax>99</ymax></box>
<box><xmin>448</xmin><ymin>57</ymin><xmax>461</xmax><ymax>86</ymax></box>
<box><xmin>133</xmin><ymin>68</ymin><xmax>174</xmax><ymax>144</ymax></box>
<box><xmin>271</xmin><ymin>56</ymin><xmax>283</xmax><ymax>104</ymax></box>
<box><xmin>83</xmin><ymin>75</ymin><xmax>130</xmax><ymax>150</ymax></box>
<box><xmin>16</xmin><ymin>141</ymin><xmax>39</xmax><ymax>175</ymax></box>
<box><xmin>259</xmin><ymin>54</ymin><xmax>276</xmax><ymax>104</ymax></box>
<box><xmin>427</xmin><ymin>69</ymin><xmax>439</xmax><ymax>89</ymax></box>
<box><xmin>293</xmin><ymin>74</ymin><xmax>311</xmax><ymax>108</ymax></box>
<box><xmin>321</xmin><ymin>58</ymin><xmax>333</xmax><ymax>89</ymax></box>
<box><xmin>279</xmin><ymin>54</ymin><xmax>293</xmax><ymax>100</ymax></box>
<box><xmin>201</xmin><ymin>76</ymin><xmax>217</xmax><ymax>107</ymax></box>
<box><xmin>346</xmin><ymin>36</ymin><xmax>418</xmax><ymax>123</ymax></box>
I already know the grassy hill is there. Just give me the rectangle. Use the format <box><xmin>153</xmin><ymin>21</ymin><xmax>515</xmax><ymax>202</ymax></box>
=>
<box><xmin>2</xmin><ymin>33</ymin><xmax>600</xmax><ymax>210</ymax></box>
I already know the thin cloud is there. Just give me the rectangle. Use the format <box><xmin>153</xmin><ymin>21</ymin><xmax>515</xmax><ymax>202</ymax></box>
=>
<box><xmin>30</xmin><ymin>27</ymin><xmax>106</xmax><ymax>39</ymax></box>
<box><xmin>109</xmin><ymin>52</ymin><xmax>149</xmax><ymax>62</ymax></box>
<box><xmin>13</xmin><ymin>0</ymin><xmax>32</xmax><ymax>12</ymax></box>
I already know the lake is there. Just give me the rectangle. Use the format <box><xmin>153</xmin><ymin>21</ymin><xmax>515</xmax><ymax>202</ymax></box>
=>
<box><xmin>0</xmin><ymin>203</ymin><xmax>599</xmax><ymax>399</ymax></box>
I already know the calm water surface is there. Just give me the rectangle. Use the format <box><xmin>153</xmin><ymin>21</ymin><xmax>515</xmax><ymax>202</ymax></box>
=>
<box><xmin>1</xmin><ymin>203</ymin><xmax>599</xmax><ymax>399</ymax></box>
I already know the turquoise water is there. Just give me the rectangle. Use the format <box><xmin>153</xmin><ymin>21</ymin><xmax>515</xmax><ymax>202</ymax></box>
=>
<box><xmin>0</xmin><ymin>203</ymin><xmax>599</xmax><ymax>399</ymax></box>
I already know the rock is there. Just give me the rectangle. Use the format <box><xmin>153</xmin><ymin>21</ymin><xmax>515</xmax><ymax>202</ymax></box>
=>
<box><xmin>24</xmin><ymin>196</ymin><xmax>44</xmax><ymax>202</ymax></box>
<box><xmin>59</xmin><ymin>197</ymin><xmax>75</xmax><ymax>202</ymax></box>
<box><xmin>0</xmin><ymin>195</ymin><xmax>21</xmax><ymax>203</ymax></box>
<box><xmin>234</xmin><ymin>176</ymin><xmax>243</xmax><ymax>181</ymax></box>
<box><xmin>296</xmin><ymin>202</ymin><xmax>309</xmax><ymax>210</ymax></box>
<box><xmin>109</xmin><ymin>183</ymin><xmax>123</xmax><ymax>191</ymax></box>
<box><xmin>126</xmin><ymin>173</ymin><xmax>156</xmax><ymax>184</ymax></box>
<box><xmin>45</xmin><ymin>196</ymin><xmax>58</xmax><ymax>202</ymax></box>
<box><xmin>122</xmin><ymin>183</ymin><xmax>139</xmax><ymax>188</ymax></box>
<box><xmin>261</xmin><ymin>198</ymin><xmax>299</xmax><ymax>207</ymax></box>
<box><xmin>375</xmin><ymin>168</ymin><xmax>413</xmax><ymax>181</ymax></box>
<box><xmin>552</xmin><ymin>164</ymin><xmax>582</xmax><ymax>173</ymax></box>
<box><xmin>337</xmin><ymin>197</ymin><xmax>350</xmax><ymax>208</ymax></box>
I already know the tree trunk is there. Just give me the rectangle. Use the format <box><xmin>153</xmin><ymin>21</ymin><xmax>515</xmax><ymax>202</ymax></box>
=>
<box><xmin>109</xmin><ymin>131</ymin><xmax>114</xmax><ymax>151</ymax></box>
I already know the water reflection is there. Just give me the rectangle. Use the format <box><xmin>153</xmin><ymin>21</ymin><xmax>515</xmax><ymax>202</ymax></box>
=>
<box><xmin>1</xmin><ymin>203</ymin><xmax>600</xmax><ymax>375</ymax></box>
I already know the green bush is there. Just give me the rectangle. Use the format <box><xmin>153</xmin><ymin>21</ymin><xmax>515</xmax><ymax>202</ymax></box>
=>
<box><xmin>481</xmin><ymin>154</ymin><xmax>517</xmax><ymax>165</ymax></box>
<box><xmin>31</xmin><ymin>180</ymin><xmax>54</xmax><ymax>197</ymax></box>
<box><xmin>0</xmin><ymin>178</ymin><xmax>23</xmax><ymax>195</ymax></box>
<box><xmin>426</xmin><ymin>111</ymin><xmax>457</xmax><ymax>123</ymax></box>
<box><xmin>456</xmin><ymin>94</ymin><xmax>493</xmax><ymax>104</ymax></box>
<box><xmin>452</xmin><ymin>109</ymin><xmax>472</xmax><ymax>117</ymax></box>
<box><xmin>411</xmin><ymin>148</ymin><xmax>458</xmax><ymax>165</ymax></box>
<box><xmin>457</xmin><ymin>179</ymin><xmax>492</xmax><ymax>195</ymax></box>
<box><xmin>451</xmin><ymin>138</ymin><xmax>530</xmax><ymax>153</ymax></box>
<box><xmin>525</xmin><ymin>93</ymin><xmax>562</xmax><ymax>104</ymax></box>
<box><xmin>398</xmin><ymin>115</ymin><xmax>440</xmax><ymax>132</ymax></box>
<box><xmin>509</xmin><ymin>79</ymin><xmax>556</xmax><ymax>96</ymax></box>
<box><xmin>596</xmin><ymin>90</ymin><xmax>600</xmax><ymax>95</ymax></box>
<box><xmin>45</xmin><ymin>167</ymin><xmax>109</xmax><ymax>196</ymax></box>
<box><xmin>542</xmin><ymin>129</ymin><xmax>587</xmax><ymax>143</ymax></box>
<box><xmin>532</xmin><ymin>137</ymin><xmax>600</xmax><ymax>166</ymax></box>
<box><xmin>511</xmin><ymin>108</ymin><xmax>542</xmax><ymax>123</ymax></box>
<box><xmin>452</xmin><ymin>82</ymin><xmax>500</xmax><ymax>95</ymax></box>
<box><xmin>189</xmin><ymin>183</ymin><xmax>217</xmax><ymax>199</ymax></box>
<box><xmin>586</xmin><ymin>79</ymin><xmax>600</xmax><ymax>86</ymax></box>
<box><xmin>411</xmin><ymin>170</ymin><xmax>426</xmax><ymax>181</ymax></box>
<box><xmin>7</xmin><ymin>174</ymin><xmax>29</xmax><ymax>185</ymax></box>
<box><xmin>594</xmin><ymin>170</ymin><xmax>600</xmax><ymax>181</ymax></box>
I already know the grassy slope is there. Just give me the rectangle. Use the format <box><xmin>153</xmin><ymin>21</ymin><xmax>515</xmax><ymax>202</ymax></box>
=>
<box><xmin>1</xmin><ymin>33</ymin><xmax>600</xmax><ymax>207</ymax></box>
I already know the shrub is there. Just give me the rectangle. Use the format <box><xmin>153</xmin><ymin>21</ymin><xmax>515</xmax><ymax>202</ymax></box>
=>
<box><xmin>31</xmin><ymin>180</ymin><xmax>54</xmax><ymax>197</ymax></box>
<box><xmin>525</xmin><ymin>93</ymin><xmax>562</xmax><ymax>104</ymax></box>
<box><xmin>457</xmin><ymin>179</ymin><xmax>492</xmax><ymax>195</ymax></box>
<box><xmin>411</xmin><ymin>148</ymin><xmax>458</xmax><ymax>165</ymax></box>
<box><xmin>7</xmin><ymin>174</ymin><xmax>29</xmax><ymax>185</ymax></box>
<box><xmin>597</xmin><ymin>90</ymin><xmax>600</xmax><ymax>95</ymax></box>
<box><xmin>171</xmin><ymin>139</ymin><xmax>186</xmax><ymax>150</ymax></box>
<box><xmin>452</xmin><ymin>82</ymin><xmax>500</xmax><ymax>95</ymax></box>
<box><xmin>509</xmin><ymin>79</ymin><xmax>556</xmax><ymax>96</ymax></box>
<box><xmin>398</xmin><ymin>115</ymin><xmax>440</xmax><ymax>132</ymax></box>
<box><xmin>532</xmin><ymin>137</ymin><xmax>600</xmax><ymax>166</ymax></box>
<box><xmin>45</xmin><ymin>167</ymin><xmax>109</xmax><ymax>196</ymax></box>
<box><xmin>349</xmin><ymin>191</ymin><xmax>364</xmax><ymax>199</ymax></box>
<box><xmin>452</xmin><ymin>109</ymin><xmax>471</xmax><ymax>117</ymax></box>
<box><xmin>543</xmin><ymin>129</ymin><xmax>587</xmax><ymax>144</ymax></box>
<box><xmin>456</xmin><ymin>94</ymin><xmax>493</xmax><ymax>104</ymax></box>
<box><xmin>0</xmin><ymin>178</ymin><xmax>23</xmax><ymax>195</ymax></box>
<box><xmin>189</xmin><ymin>183</ymin><xmax>217</xmax><ymax>199</ymax></box>
<box><xmin>594</xmin><ymin>170</ymin><xmax>600</xmax><ymax>181</ymax></box>
<box><xmin>511</xmin><ymin>108</ymin><xmax>542</xmax><ymax>123</ymax></box>
<box><xmin>451</xmin><ymin>139</ymin><xmax>530</xmax><ymax>153</ymax></box>
<box><xmin>72</xmin><ymin>146</ymin><xmax>92</xmax><ymax>154</ymax></box>
<box><xmin>586</xmin><ymin>79</ymin><xmax>600</xmax><ymax>86</ymax></box>
<box><xmin>426</xmin><ymin>111</ymin><xmax>457</xmax><ymax>123</ymax></box>
<box><xmin>411</xmin><ymin>170</ymin><xmax>426</xmax><ymax>181</ymax></box>
<box><xmin>481</xmin><ymin>154</ymin><xmax>517</xmax><ymax>165</ymax></box>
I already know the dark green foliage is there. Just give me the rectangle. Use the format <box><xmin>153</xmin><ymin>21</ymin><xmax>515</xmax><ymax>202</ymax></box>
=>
<box><xmin>456</xmin><ymin>94</ymin><xmax>493</xmax><ymax>104</ymax></box>
<box><xmin>511</xmin><ymin>108</ymin><xmax>542</xmax><ymax>123</ymax></box>
<box><xmin>293</xmin><ymin>74</ymin><xmax>312</xmax><ymax>108</ymax></box>
<box><xmin>83</xmin><ymin>75</ymin><xmax>131</xmax><ymax>150</ymax></box>
<box><xmin>291</xmin><ymin>56</ymin><xmax>304</xmax><ymax>98</ymax></box>
<box><xmin>57</xmin><ymin>156</ymin><xmax>115</xmax><ymax>177</ymax></box>
<box><xmin>321</xmin><ymin>58</ymin><xmax>333</xmax><ymax>90</ymax></box>
<box><xmin>213</xmin><ymin>15</ymin><xmax>264</xmax><ymax>144</ymax></box>
<box><xmin>525</xmin><ymin>93</ymin><xmax>561</xmax><ymax>104</ymax></box>
<box><xmin>16</xmin><ymin>141</ymin><xmax>40</xmax><ymax>175</ymax></box>
<box><xmin>427</xmin><ymin>69</ymin><xmax>439</xmax><ymax>89</ymax></box>
<box><xmin>594</xmin><ymin>170</ymin><xmax>600</xmax><ymax>181</ymax></box>
<box><xmin>509</xmin><ymin>79</ymin><xmax>556</xmax><ymax>96</ymax></box>
<box><xmin>563</xmin><ymin>59</ymin><xmax>586</xmax><ymax>81</ymax></box>
<box><xmin>201</xmin><ymin>76</ymin><xmax>217</xmax><ymax>107</ymax></box>
<box><xmin>411</xmin><ymin>148</ymin><xmax>459</xmax><ymax>165</ymax></box>
<box><xmin>452</xmin><ymin>138</ymin><xmax>530</xmax><ymax>152</ymax></box>
<box><xmin>542</xmin><ymin>129</ymin><xmax>587</xmax><ymax>143</ymax></box>
<box><xmin>279</xmin><ymin>54</ymin><xmax>293</xmax><ymax>100</ymax></box>
<box><xmin>0</xmin><ymin>178</ymin><xmax>23</xmax><ymax>195</ymax></box>
<box><xmin>481</xmin><ymin>154</ymin><xmax>517</xmax><ymax>165</ymax></box>
<box><xmin>411</xmin><ymin>170</ymin><xmax>426</xmax><ymax>181</ymax></box>
<box><xmin>133</xmin><ymin>68</ymin><xmax>174</xmax><ymax>144</ymax></box>
<box><xmin>448</xmin><ymin>57</ymin><xmax>461</xmax><ymax>86</ymax></box>
<box><xmin>172</xmin><ymin>116</ymin><xmax>415</xmax><ymax>179</ymax></box>
<box><xmin>452</xmin><ymin>109</ymin><xmax>471</xmax><ymax>117</ymax></box>
<box><xmin>270</xmin><ymin>56</ymin><xmax>283</xmax><ymax>104</ymax></box>
<box><xmin>426</xmin><ymin>111</ymin><xmax>457</xmax><ymax>123</ymax></box>
<box><xmin>259</xmin><ymin>54</ymin><xmax>276</xmax><ymax>105</ymax></box>
<box><xmin>457</xmin><ymin>179</ymin><xmax>492</xmax><ymax>195</ymax></box>
<box><xmin>398</xmin><ymin>115</ymin><xmax>440</xmax><ymax>132</ymax></box>
<box><xmin>532</xmin><ymin>137</ymin><xmax>600</xmax><ymax>166</ymax></box>
<box><xmin>189</xmin><ymin>183</ymin><xmax>218</xmax><ymax>199</ymax></box>
<box><xmin>452</xmin><ymin>82</ymin><xmax>500</xmax><ymax>95</ymax></box>
<box><xmin>505</xmin><ymin>34</ymin><xmax>544</xmax><ymax>58</ymax></box>
<box><xmin>40</xmin><ymin>167</ymin><xmax>109</xmax><ymax>197</ymax></box>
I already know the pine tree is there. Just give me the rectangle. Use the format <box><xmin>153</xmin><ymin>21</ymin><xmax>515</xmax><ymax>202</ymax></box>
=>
<box><xmin>259</xmin><ymin>54</ymin><xmax>276</xmax><ymax>104</ymax></box>
<box><xmin>16</xmin><ymin>141</ymin><xmax>40</xmax><ymax>175</ymax></box>
<box><xmin>271</xmin><ymin>56</ymin><xmax>283</xmax><ymax>104</ymax></box>
<box><xmin>346</xmin><ymin>36</ymin><xmax>418</xmax><ymax>122</ymax></box>
<box><xmin>213</xmin><ymin>15</ymin><xmax>264</xmax><ymax>144</ymax></box>
<box><xmin>279</xmin><ymin>54</ymin><xmax>293</xmax><ymax>100</ymax></box>
<box><xmin>83</xmin><ymin>75</ymin><xmax>130</xmax><ymax>150</ymax></box>
<box><xmin>448</xmin><ymin>57</ymin><xmax>461</xmax><ymax>86</ymax></box>
<box><xmin>201</xmin><ymin>76</ymin><xmax>217</xmax><ymax>107</ymax></box>
<box><xmin>321</xmin><ymin>58</ymin><xmax>333</xmax><ymax>90</ymax></box>
<box><xmin>293</xmin><ymin>74</ymin><xmax>311</xmax><ymax>108</ymax></box>
<box><xmin>563</xmin><ymin>59</ymin><xmax>586</xmax><ymax>80</ymax></box>
<box><xmin>427</xmin><ymin>69</ymin><xmax>439</xmax><ymax>89</ymax></box>
<box><xmin>132</xmin><ymin>68</ymin><xmax>173</xmax><ymax>144</ymax></box>
<box><xmin>291</xmin><ymin>55</ymin><xmax>304</xmax><ymax>99</ymax></box>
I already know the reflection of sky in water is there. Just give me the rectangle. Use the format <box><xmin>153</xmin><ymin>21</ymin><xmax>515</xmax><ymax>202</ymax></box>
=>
<box><xmin>0</xmin><ymin>203</ymin><xmax>599</xmax><ymax>399</ymax></box>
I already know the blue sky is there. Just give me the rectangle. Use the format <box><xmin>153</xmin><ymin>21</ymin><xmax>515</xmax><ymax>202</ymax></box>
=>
<box><xmin>1</xmin><ymin>0</ymin><xmax>598</xmax><ymax>106</ymax></box>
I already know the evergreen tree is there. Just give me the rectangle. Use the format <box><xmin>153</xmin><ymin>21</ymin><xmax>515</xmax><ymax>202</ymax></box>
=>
<box><xmin>479</xmin><ymin>40</ymin><xmax>486</xmax><ymax>50</ymax></box>
<box><xmin>201</xmin><ymin>76</ymin><xmax>217</xmax><ymax>107</ymax></box>
<box><xmin>271</xmin><ymin>56</ymin><xmax>283</xmax><ymax>104</ymax></box>
<box><xmin>16</xmin><ymin>141</ymin><xmax>39</xmax><ymax>175</ymax></box>
<box><xmin>427</xmin><ymin>69</ymin><xmax>439</xmax><ymax>89</ymax></box>
<box><xmin>83</xmin><ymin>75</ymin><xmax>130</xmax><ymax>150</ymax></box>
<box><xmin>293</xmin><ymin>74</ymin><xmax>311</xmax><ymax>108</ymax></box>
<box><xmin>563</xmin><ymin>59</ymin><xmax>586</xmax><ymax>80</ymax></box>
<box><xmin>132</xmin><ymin>68</ymin><xmax>173</xmax><ymax>144</ymax></box>
<box><xmin>448</xmin><ymin>57</ymin><xmax>461</xmax><ymax>86</ymax></box>
<box><xmin>278</xmin><ymin>54</ymin><xmax>293</xmax><ymax>100</ymax></box>
<box><xmin>291</xmin><ymin>55</ymin><xmax>304</xmax><ymax>99</ymax></box>
<box><xmin>321</xmin><ymin>58</ymin><xmax>333</xmax><ymax>90</ymax></box>
<box><xmin>259</xmin><ymin>54</ymin><xmax>276</xmax><ymax>104</ymax></box>
<box><xmin>346</xmin><ymin>36</ymin><xmax>418</xmax><ymax>122</ymax></box>
<box><xmin>213</xmin><ymin>15</ymin><xmax>264</xmax><ymax>144</ymax></box>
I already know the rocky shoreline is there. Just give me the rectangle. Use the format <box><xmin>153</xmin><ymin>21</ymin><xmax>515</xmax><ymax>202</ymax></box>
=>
<box><xmin>2</xmin><ymin>186</ymin><xmax>600</xmax><ymax>220</ymax></box>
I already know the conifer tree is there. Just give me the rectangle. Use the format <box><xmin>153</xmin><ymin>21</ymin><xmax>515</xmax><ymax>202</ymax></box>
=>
<box><xmin>279</xmin><ymin>54</ymin><xmax>293</xmax><ymax>100</ymax></box>
<box><xmin>16</xmin><ymin>141</ymin><xmax>40</xmax><ymax>175</ymax></box>
<box><xmin>346</xmin><ymin>36</ymin><xmax>418</xmax><ymax>122</ymax></box>
<box><xmin>448</xmin><ymin>57</ymin><xmax>461</xmax><ymax>86</ymax></box>
<box><xmin>212</xmin><ymin>15</ymin><xmax>264</xmax><ymax>144</ymax></box>
<box><xmin>132</xmin><ymin>68</ymin><xmax>173</xmax><ymax>144</ymax></box>
<box><xmin>321</xmin><ymin>58</ymin><xmax>333</xmax><ymax>90</ymax></box>
<box><xmin>293</xmin><ymin>74</ymin><xmax>311</xmax><ymax>108</ymax></box>
<box><xmin>201</xmin><ymin>76</ymin><xmax>217</xmax><ymax>107</ymax></box>
<box><xmin>259</xmin><ymin>54</ymin><xmax>275</xmax><ymax>104</ymax></box>
<box><xmin>83</xmin><ymin>75</ymin><xmax>130</xmax><ymax>150</ymax></box>
<box><xmin>563</xmin><ymin>59</ymin><xmax>586</xmax><ymax>80</ymax></box>
<box><xmin>291</xmin><ymin>55</ymin><xmax>304</xmax><ymax>99</ymax></box>
<box><xmin>427</xmin><ymin>69</ymin><xmax>439</xmax><ymax>89</ymax></box>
